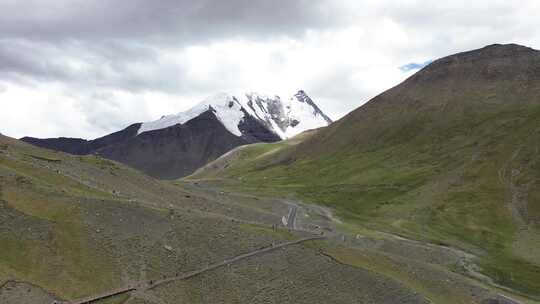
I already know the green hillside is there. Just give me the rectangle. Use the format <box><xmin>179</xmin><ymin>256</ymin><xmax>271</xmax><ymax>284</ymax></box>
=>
<box><xmin>1</xmin><ymin>134</ymin><xmax>444</xmax><ymax>304</ymax></box>
<box><xmin>190</xmin><ymin>44</ymin><xmax>540</xmax><ymax>297</ymax></box>
<box><xmin>0</xmin><ymin>134</ymin><xmax>296</xmax><ymax>301</ymax></box>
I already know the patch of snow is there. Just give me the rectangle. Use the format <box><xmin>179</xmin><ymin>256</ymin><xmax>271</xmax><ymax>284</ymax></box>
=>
<box><xmin>281</xmin><ymin>94</ymin><xmax>328</xmax><ymax>138</ymax></box>
<box><xmin>239</xmin><ymin>91</ymin><xmax>331</xmax><ymax>139</ymax></box>
<box><xmin>138</xmin><ymin>90</ymin><xmax>332</xmax><ymax>139</ymax></box>
<box><xmin>138</xmin><ymin>93</ymin><xmax>245</xmax><ymax>136</ymax></box>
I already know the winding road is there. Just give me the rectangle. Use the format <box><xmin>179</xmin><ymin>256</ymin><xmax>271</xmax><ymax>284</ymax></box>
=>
<box><xmin>286</xmin><ymin>206</ymin><xmax>297</xmax><ymax>229</ymax></box>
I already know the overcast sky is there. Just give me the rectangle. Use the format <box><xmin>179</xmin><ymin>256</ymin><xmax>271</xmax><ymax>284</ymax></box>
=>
<box><xmin>1</xmin><ymin>0</ymin><xmax>539</xmax><ymax>139</ymax></box>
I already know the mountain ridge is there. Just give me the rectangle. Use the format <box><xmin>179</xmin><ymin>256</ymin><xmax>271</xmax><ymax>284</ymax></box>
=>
<box><xmin>138</xmin><ymin>90</ymin><xmax>332</xmax><ymax>139</ymax></box>
<box><xmin>21</xmin><ymin>90</ymin><xmax>332</xmax><ymax>179</ymax></box>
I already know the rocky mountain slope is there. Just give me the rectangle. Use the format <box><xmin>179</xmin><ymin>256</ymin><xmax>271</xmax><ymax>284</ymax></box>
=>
<box><xmin>0</xmin><ymin>134</ymin><xmax>443</xmax><ymax>304</ymax></box>
<box><xmin>190</xmin><ymin>44</ymin><xmax>540</xmax><ymax>299</ymax></box>
<box><xmin>22</xmin><ymin>90</ymin><xmax>332</xmax><ymax>179</ymax></box>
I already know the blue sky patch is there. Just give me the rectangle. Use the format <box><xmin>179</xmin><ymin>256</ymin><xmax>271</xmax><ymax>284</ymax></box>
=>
<box><xmin>399</xmin><ymin>60</ymin><xmax>433</xmax><ymax>72</ymax></box>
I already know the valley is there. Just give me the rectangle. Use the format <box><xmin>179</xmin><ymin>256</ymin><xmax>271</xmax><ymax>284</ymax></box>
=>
<box><xmin>2</xmin><ymin>43</ymin><xmax>540</xmax><ymax>304</ymax></box>
<box><xmin>182</xmin><ymin>180</ymin><xmax>538</xmax><ymax>304</ymax></box>
<box><xmin>2</xmin><ymin>132</ymin><xmax>532</xmax><ymax>304</ymax></box>
<box><xmin>188</xmin><ymin>44</ymin><xmax>540</xmax><ymax>302</ymax></box>
<box><xmin>0</xmin><ymin>135</ymin><xmax>431</xmax><ymax>304</ymax></box>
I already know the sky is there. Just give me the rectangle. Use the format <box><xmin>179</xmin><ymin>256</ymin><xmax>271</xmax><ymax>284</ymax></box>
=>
<box><xmin>1</xmin><ymin>0</ymin><xmax>539</xmax><ymax>139</ymax></box>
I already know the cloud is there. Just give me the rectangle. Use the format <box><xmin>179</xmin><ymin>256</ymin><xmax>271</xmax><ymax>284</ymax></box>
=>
<box><xmin>0</xmin><ymin>0</ymin><xmax>539</xmax><ymax>139</ymax></box>
<box><xmin>0</xmin><ymin>0</ymin><xmax>337</xmax><ymax>42</ymax></box>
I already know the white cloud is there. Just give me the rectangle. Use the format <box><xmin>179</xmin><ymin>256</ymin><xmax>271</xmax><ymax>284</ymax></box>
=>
<box><xmin>0</xmin><ymin>0</ymin><xmax>539</xmax><ymax>138</ymax></box>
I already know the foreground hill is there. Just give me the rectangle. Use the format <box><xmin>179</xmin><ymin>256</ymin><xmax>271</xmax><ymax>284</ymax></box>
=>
<box><xmin>191</xmin><ymin>44</ymin><xmax>540</xmax><ymax>298</ymax></box>
<box><xmin>1</xmin><ymin>134</ymin><xmax>451</xmax><ymax>304</ymax></box>
<box><xmin>22</xmin><ymin>90</ymin><xmax>332</xmax><ymax>179</ymax></box>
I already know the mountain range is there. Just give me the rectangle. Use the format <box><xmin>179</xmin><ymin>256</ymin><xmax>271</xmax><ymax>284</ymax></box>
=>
<box><xmin>4</xmin><ymin>43</ymin><xmax>540</xmax><ymax>303</ymax></box>
<box><xmin>22</xmin><ymin>90</ymin><xmax>332</xmax><ymax>179</ymax></box>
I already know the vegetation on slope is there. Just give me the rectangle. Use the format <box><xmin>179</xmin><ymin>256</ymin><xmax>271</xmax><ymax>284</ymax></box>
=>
<box><xmin>0</xmin><ymin>135</ymin><xmax>300</xmax><ymax>301</ymax></box>
<box><xmin>1</xmin><ymin>135</ymin><xmax>438</xmax><ymax>304</ymax></box>
<box><xmin>190</xmin><ymin>44</ymin><xmax>540</xmax><ymax>297</ymax></box>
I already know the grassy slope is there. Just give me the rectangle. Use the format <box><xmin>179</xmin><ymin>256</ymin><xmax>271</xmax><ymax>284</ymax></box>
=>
<box><xmin>1</xmin><ymin>135</ymin><xmax>435</xmax><ymax>304</ymax></box>
<box><xmin>0</xmin><ymin>135</ymin><xmax>300</xmax><ymax>301</ymax></box>
<box><xmin>190</xmin><ymin>44</ymin><xmax>540</xmax><ymax>297</ymax></box>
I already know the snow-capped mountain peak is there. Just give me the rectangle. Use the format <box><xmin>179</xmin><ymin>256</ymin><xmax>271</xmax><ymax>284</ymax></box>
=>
<box><xmin>137</xmin><ymin>93</ymin><xmax>245</xmax><ymax>136</ymax></box>
<box><xmin>138</xmin><ymin>90</ymin><xmax>332</xmax><ymax>139</ymax></box>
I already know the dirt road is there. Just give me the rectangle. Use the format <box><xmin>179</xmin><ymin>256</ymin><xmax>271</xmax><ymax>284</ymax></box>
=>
<box><xmin>67</xmin><ymin>236</ymin><xmax>324</xmax><ymax>304</ymax></box>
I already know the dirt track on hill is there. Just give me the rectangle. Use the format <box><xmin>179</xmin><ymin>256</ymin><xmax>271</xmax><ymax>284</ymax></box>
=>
<box><xmin>68</xmin><ymin>236</ymin><xmax>324</xmax><ymax>304</ymax></box>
